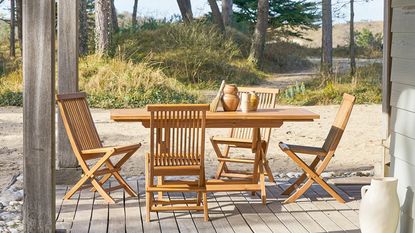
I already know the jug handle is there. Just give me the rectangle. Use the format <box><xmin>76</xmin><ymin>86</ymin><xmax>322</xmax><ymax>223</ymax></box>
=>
<box><xmin>361</xmin><ymin>185</ymin><xmax>370</xmax><ymax>198</ymax></box>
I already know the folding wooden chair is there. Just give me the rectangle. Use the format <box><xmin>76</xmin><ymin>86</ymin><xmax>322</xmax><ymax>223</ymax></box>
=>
<box><xmin>210</xmin><ymin>87</ymin><xmax>279</xmax><ymax>182</ymax></box>
<box><xmin>279</xmin><ymin>93</ymin><xmax>356</xmax><ymax>203</ymax></box>
<box><xmin>145</xmin><ymin>104</ymin><xmax>210</xmax><ymax>222</ymax></box>
<box><xmin>56</xmin><ymin>92</ymin><xmax>141</xmax><ymax>204</ymax></box>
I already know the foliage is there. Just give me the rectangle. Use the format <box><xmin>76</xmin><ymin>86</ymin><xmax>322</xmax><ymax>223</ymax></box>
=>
<box><xmin>233</xmin><ymin>0</ymin><xmax>320</xmax><ymax>39</ymax></box>
<box><xmin>80</xmin><ymin>55</ymin><xmax>199</xmax><ymax>108</ymax></box>
<box><xmin>355</xmin><ymin>28</ymin><xmax>383</xmax><ymax>58</ymax></box>
<box><xmin>112</xmin><ymin>21</ymin><xmax>264</xmax><ymax>88</ymax></box>
<box><xmin>0</xmin><ymin>56</ymin><xmax>199</xmax><ymax>108</ymax></box>
<box><xmin>279</xmin><ymin>63</ymin><xmax>382</xmax><ymax>105</ymax></box>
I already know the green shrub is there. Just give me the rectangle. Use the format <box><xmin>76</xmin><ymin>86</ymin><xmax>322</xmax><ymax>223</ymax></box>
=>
<box><xmin>79</xmin><ymin>55</ymin><xmax>199</xmax><ymax>108</ymax></box>
<box><xmin>112</xmin><ymin>21</ymin><xmax>264</xmax><ymax>87</ymax></box>
<box><xmin>279</xmin><ymin>63</ymin><xmax>382</xmax><ymax>105</ymax></box>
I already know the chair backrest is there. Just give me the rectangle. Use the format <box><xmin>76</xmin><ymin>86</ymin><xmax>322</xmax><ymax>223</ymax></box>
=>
<box><xmin>322</xmin><ymin>93</ymin><xmax>356</xmax><ymax>154</ymax></box>
<box><xmin>56</xmin><ymin>93</ymin><xmax>103</xmax><ymax>157</ymax></box>
<box><xmin>229</xmin><ymin>87</ymin><xmax>279</xmax><ymax>147</ymax></box>
<box><xmin>147</xmin><ymin>104</ymin><xmax>209</xmax><ymax>167</ymax></box>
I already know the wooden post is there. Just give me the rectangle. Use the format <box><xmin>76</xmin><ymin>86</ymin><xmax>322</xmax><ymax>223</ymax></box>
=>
<box><xmin>381</xmin><ymin>0</ymin><xmax>392</xmax><ymax>177</ymax></box>
<box><xmin>23</xmin><ymin>0</ymin><xmax>55</xmax><ymax>231</ymax></box>
<box><xmin>57</xmin><ymin>0</ymin><xmax>79</xmax><ymax>169</ymax></box>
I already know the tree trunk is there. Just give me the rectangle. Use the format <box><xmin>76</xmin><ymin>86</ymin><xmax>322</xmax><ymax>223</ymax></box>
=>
<box><xmin>177</xmin><ymin>0</ymin><xmax>193</xmax><ymax>23</ymax></box>
<box><xmin>208</xmin><ymin>0</ymin><xmax>225</xmax><ymax>33</ymax></box>
<box><xmin>95</xmin><ymin>0</ymin><xmax>110</xmax><ymax>55</ymax></box>
<box><xmin>132</xmin><ymin>0</ymin><xmax>138</xmax><ymax>27</ymax></box>
<box><xmin>222</xmin><ymin>0</ymin><xmax>233</xmax><ymax>26</ymax></box>
<box><xmin>9</xmin><ymin>0</ymin><xmax>15</xmax><ymax>57</ymax></box>
<box><xmin>111</xmin><ymin>0</ymin><xmax>119</xmax><ymax>32</ymax></box>
<box><xmin>79</xmin><ymin>0</ymin><xmax>88</xmax><ymax>55</ymax></box>
<box><xmin>248</xmin><ymin>0</ymin><xmax>269</xmax><ymax>68</ymax></box>
<box><xmin>15</xmin><ymin>0</ymin><xmax>22</xmax><ymax>54</ymax></box>
<box><xmin>349</xmin><ymin>0</ymin><xmax>356</xmax><ymax>76</ymax></box>
<box><xmin>321</xmin><ymin>0</ymin><xmax>333</xmax><ymax>74</ymax></box>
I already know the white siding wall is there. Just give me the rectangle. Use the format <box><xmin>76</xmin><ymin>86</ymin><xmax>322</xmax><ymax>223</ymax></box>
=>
<box><xmin>390</xmin><ymin>1</ymin><xmax>415</xmax><ymax>232</ymax></box>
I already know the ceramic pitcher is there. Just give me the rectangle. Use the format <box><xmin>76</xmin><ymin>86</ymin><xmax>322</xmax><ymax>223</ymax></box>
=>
<box><xmin>359</xmin><ymin>177</ymin><xmax>400</xmax><ymax>233</ymax></box>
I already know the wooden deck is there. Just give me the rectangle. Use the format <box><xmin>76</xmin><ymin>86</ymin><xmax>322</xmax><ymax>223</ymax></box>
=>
<box><xmin>56</xmin><ymin>178</ymin><xmax>362</xmax><ymax>233</ymax></box>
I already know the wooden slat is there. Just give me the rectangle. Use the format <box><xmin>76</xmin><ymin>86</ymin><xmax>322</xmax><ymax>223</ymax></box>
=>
<box><xmin>138</xmin><ymin>180</ymin><xmax>161</xmax><ymax>232</ymax></box>
<box><xmin>56</xmin><ymin>191</ymin><xmax>80</xmax><ymax>232</ymax></box>
<box><xmin>391</xmin><ymin>0</ymin><xmax>415</xmax><ymax>7</ymax></box>
<box><xmin>208</xmin><ymin>193</ymin><xmax>235</xmax><ymax>233</ymax></box>
<box><xmin>89</xmin><ymin>192</ymin><xmax>109</xmax><ymax>233</ymax></box>
<box><xmin>125</xmin><ymin>180</ymin><xmax>143</xmax><ymax>233</ymax></box>
<box><xmin>212</xmin><ymin>192</ymin><xmax>253</xmax><ymax>233</ymax></box>
<box><xmin>55</xmin><ymin>186</ymin><xmax>68</xmax><ymax>221</ymax></box>
<box><xmin>392</xmin><ymin>7</ymin><xmax>415</xmax><ymax>33</ymax></box>
<box><xmin>71</xmin><ymin>190</ymin><xmax>94</xmax><ymax>232</ymax></box>
<box><xmin>391</xmin><ymin>33</ymin><xmax>415</xmax><ymax>59</ymax></box>
<box><xmin>228</xmin><ymin>192</ymin><xmax>272</xmax><ymax>233</ymax></box>
<box><xmin>171</xmin><ymin>193</ymin><xmax>199</xmax><ymax>233</ymax></box>
<box><xmin>108</xmin><ymin>181</ymin><xmax>126</xmax><ymax>232</ymax></box>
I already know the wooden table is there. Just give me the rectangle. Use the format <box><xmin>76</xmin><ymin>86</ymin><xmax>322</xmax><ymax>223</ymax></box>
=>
<box><xmin>111</xmin><ymin>108</ymin><xmax>319</xmax><ymax>203</ymax></box>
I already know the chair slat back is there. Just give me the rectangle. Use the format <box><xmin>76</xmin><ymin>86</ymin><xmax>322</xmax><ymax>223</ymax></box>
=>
<box><xmin>230</xmin><ymin>87</ymin><xmax>279</xmax><ymax>145</ymax></box>
<box><xmin>322</xmin><ymin>93</ymin><xmax>356</xmax><ymax>153</ymax></box>
<box><xmin>56</xmin><ymin>93</ymin><xmax>103</xmax><ymax>154</ymax></box>
<box><xmin>147</xmin><ymin>104</ymin><xmax>209</xmax><ymax>167</ymax></box>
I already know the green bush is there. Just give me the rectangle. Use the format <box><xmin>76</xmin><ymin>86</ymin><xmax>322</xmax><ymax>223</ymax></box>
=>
<box><xmin>112</xmin><ymin>21</ymin><xmax>264</xmax><ymax>88</ymax></box>
<box><xmin>279</xmin><ymin>63</ymin><xmax>382</xmax><ymax>105</ymax></box>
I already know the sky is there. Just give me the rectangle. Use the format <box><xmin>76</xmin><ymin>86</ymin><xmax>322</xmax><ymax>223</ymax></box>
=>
<box><xmin>115</xmin><ymin>0</ymin><xmax>384</xmax><ymax>23</ymax></box>
<box><xmin>0</xmin><ymin>0</ymin><xmax>384</xmax><ymax>24</ymax></box>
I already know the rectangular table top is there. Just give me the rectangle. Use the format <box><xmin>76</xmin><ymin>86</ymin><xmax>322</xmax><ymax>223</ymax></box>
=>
<box><xmin>110</xmin><ymin>108</ymin><xmax>320</xmax><ymax>128</ymax></box>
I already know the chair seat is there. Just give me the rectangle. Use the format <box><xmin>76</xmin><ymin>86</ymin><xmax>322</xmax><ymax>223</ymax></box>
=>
<box><xmin>279</xmin><ymin>142</ymin><xmax>327</xmax><ymax>157</ymax></box>
<box><xmin>151</xmin><ymin>153</ymin><xmax>201</xmax><ymax>166</ymax></box>
<box><xmin>211</xmin><ymin>136</ymin><xmax>253</xmax><ymax>148</ymax></box>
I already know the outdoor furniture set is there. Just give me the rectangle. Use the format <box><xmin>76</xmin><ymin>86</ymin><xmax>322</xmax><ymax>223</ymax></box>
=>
<box><xmin>56</xmin><ymin>86</ymin><xmax>355</xmax><ymax>222</ymax></box>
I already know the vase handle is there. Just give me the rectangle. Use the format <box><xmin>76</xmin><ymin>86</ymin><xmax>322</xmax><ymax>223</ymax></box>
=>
<box><xmin>361</xmin><ymin>185</ymin><xmax>370</xmax><ymax>198</ymax></box>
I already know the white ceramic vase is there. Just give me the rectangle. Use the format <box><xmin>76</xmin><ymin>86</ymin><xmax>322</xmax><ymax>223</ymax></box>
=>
<box><xmin>359</xmin><ymin>177</ymin><xmax>400</xmax><ymax>233</ymax></box>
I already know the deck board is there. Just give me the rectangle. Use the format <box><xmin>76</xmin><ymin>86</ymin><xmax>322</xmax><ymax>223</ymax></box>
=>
<box><xmin>55</xmin><ymin>177</ymin><xmax>363</xmax><ymax>233</ymax></box>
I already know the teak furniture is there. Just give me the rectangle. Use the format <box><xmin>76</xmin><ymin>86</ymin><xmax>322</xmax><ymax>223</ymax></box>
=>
<box><xmin>111</xmin><ymin>107</ymin><xmax>319</xmax><ymax>204</ymax></box>
<box><xmin>56</xmin><ymin>92</ymin><xmax>141</xmax><ymax>204</ymax></box>
<box><xmin>279</xmin><ymin>93</ymin><xmax>356</xmax><ymax>203</ymax></box>
<box><xmin>210</xmin><ymin>87</ymin><xmax>279</xmax><ymax>182</ymax></box>
<box><xmin>145</xmin><ymin>104</ymin><xmax>210</xmax><ymax>222</ymax></box>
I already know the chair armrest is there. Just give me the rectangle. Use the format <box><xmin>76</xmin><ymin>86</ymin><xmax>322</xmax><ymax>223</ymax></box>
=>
<box><xmin>279</xmin><ymin>142</ymin><xmax>327</xmax><ymax>156</ymax></box>
<box><xmin>82</xmin><ymin>143</ymin><xmax>141</xmax><ymax>155</ymax></box>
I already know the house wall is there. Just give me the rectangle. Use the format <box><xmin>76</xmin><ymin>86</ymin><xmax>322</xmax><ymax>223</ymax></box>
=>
<box><xmin>389</xmin><ymin>0</ymin><xmax>415</xmax><ymax>232</ymax></box>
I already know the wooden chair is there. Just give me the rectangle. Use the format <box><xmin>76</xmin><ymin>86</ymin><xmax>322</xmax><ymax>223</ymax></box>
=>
<box><xmin>56</xmin><ymin>92</ymin><xmax>141</xmax><ymax>204</ymax></box>
<box><xmin>210</xmin><ymin>87</ymin><xmax>279</xmax><ymax>182</ymax></box>
<box><xmin>145</xmin><ymin>104</ymin><xmax>210</xmax><ymax>222</ymax></box>
<box><xmin>279</xmin><ymin>93</ymin><xmax>356</xmax><ymax>203</ymax></box>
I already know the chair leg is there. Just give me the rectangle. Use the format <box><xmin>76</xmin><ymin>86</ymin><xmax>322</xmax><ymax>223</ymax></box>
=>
<box><xmin>259</xmin><ymin>159</ymin><xmax>266</xmax><ymax>205</ymax></box>
<box><xmin>146</xmin><ymin>191</ymin><xmax>151</xmax><ymax>222</ymax></box>
<box><xmin>157</xmin><ymin>176</ymin><xmax>164</xmax><ymax>203</ymax></box>
<box><xmin>64</xmin><ymin>173</ymin><xmax>91</xmax><ymax>200</ymax></box>
<box><xmin>282</xmin><ymin>157</ymin><xmax>320</xmax><ymax>195</ymax></box>
<box><xmin>113</xmin><ymin>171</ymin><xmax>137</xmax><ymax>197</ymax></box>
<box><xmin>313</xmin><ymin>176</ymin><xmax>346</xmax><ymax>203</ymax></box>
<box><xmin>284</xmin><ymin>178</ymin><xmax>314</xmax><ymax>204</ymax></box>
<box><xmin>211</xmin><ymin>138</ymin><xmax>230</xmax><ymax>179</ymax></box>
<box><xmin>263</xmin><ymin>160</ymin><xmax>275</xmax><ymax>183</ymax></box>
<box><xmin>203</xmin><ymin>192</ymin><xmax>208</xmax><ymax>221</ymax></box>
<box><xmin>91</xmin><ymin>179</ymin><xmax>115</xmax><ymax>204</ymax></box>
<box><xmin>197</xmin><ymin>192</ymin><xmax>202</xmax><ymax>206</ymax></box>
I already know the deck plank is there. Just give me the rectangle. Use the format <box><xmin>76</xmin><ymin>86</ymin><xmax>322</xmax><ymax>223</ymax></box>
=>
<box><xmin>125</xmin><ymin>180</ymin><xmax>144</xmax><ymax>233</ymax></box>
<box><xmin>56</xmin><ymin>189</ymin><xmax>80</xmax><ymax>232</ymax></box>
<box><xmin>213</xmin><ymin>192</ymin><xmax>252</xmax><ymax>233</ymax></box>
<box><xmin>108</xmin><ymin>181</ymin><xmax>126</xmax><ymax>233</ymax></box>
<box><xmin>89</xmin><ymin>191</ymin><xmax>109</xmax><ymax>233</ymax></box>
<box><xmin>228</xmin><ymin>191</ymin><xmax>272</xmax><ymax>233</ymax></box>
<box><xmin>208</xmin><ymin>192</ymin><xmax>235</xmax><ymax>233</ymax></box>
<box><xmin>55</xmin><ymin>178</ymin><xmax>363</xmax><ymax>233</ymax></box>
<box><xmin>71</xmin><ymin>190</ymin><xmax>94</xmax><ymax>233</ymax></box>
<box><xmin>138</xmin><ymin>179</ymin><xmax>162</xmax><ymax>233</ymax></box>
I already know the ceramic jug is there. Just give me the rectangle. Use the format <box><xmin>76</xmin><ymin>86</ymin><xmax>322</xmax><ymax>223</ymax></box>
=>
<box><xmin>221</xmin><ymin>84</ymin><xmax>240</xmax><ymax>111</ymax></box>
<box><xmin>359</xmin><ymin>177</ymin><xmax>400</xmax><ymax>233</ymax></box>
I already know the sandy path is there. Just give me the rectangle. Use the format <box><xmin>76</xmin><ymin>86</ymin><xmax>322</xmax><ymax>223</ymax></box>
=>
<box><xmin>0</xmin><ymin>104</ymin><xmax>382</xmax><ymax>190</ymax></box>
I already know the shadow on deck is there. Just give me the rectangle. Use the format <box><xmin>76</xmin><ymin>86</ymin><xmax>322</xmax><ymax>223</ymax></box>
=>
<box><xmin>55</xmin><ymin>177</ymin><xmax>363</xmax><ymax>233</ymax></box>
